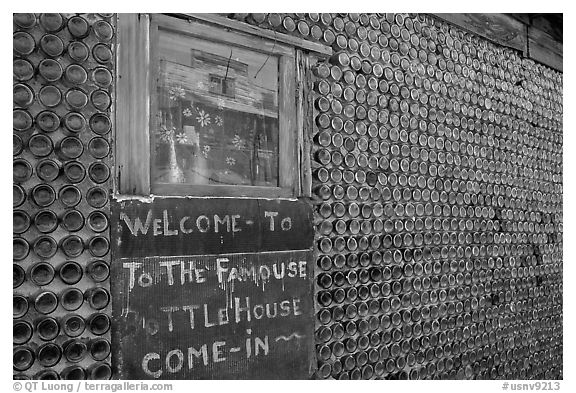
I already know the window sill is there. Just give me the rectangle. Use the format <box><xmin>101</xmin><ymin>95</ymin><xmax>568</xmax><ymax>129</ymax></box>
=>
<box><xmin>152</xmin><ymin>183</ymin><xmax>294</xmax><ymax>198</ymax></box>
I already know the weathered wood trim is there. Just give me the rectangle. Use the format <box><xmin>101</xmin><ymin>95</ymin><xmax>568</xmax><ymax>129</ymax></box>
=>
<box><xmin>432</xmin><ymin>13</ymin><xmax>563</xmax><ymax>72</ymax></box>
<box><xmin>116</xmin><ymin>13</ymin><xmax>151</xmax><ymax>196</ymax></box>
<box><xmin>152</xmin><ymin>183</ymin><xmax>294</xmax><ymax>198</ymax></box>
<box><xmin>508</xmin><ymin>13</ymin><xmax>531</xmax><ymax>25</ymax></box>
<box><xmin>529</xmin><ymin>14</ymin><xmax>563</xmax><ymax>43</ymax></box>
<box><xmin>152</xmin><ymin>13</ymin><xmax>294</xmax><ymax>58</ymax></box>
<box><xmin>279</xmin><ymin>54</ymin><xmax>298</xmax><ymax>196</ymax></box>
<box><xmin>148</xmin><ymin>19</ymin><xmax>160</xmax><ymax>197</ymax></box>
<box><xmin>295</xmin><ymin>50</ymin><xmax>304</xmax><ymax>197</ymax></box>
<box><xmin>177</xmin><ymin>13</ymin><xmax>333</xmax><ymax>57</ymax></box>
<box><xmin>297</xmin><ymin>49</ymin><xmax>314</xmax><ymax>198</ymax></box>
<box><xmin>432</xmin><ymin>13</ymin><xmax>528</xmax><ymax>54</ymax></box>
<box><xmin>529</xmin><ymin>26</ymin><xmax>563</xmax><ymax>72</ymax></box>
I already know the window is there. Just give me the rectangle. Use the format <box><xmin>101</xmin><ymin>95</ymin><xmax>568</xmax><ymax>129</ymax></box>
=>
<box><xmin>154</xmin><ymin>30</ymin><xmax>279</xmax><ymax>189</ymax></box>
<box><xmin>116</xmin><ymin>14</ymin><xmax>331</xmax><ymax>198</ymax></box>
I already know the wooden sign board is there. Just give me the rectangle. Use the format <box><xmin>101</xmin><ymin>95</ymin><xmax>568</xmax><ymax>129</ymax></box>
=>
<box><xmin>113</xmin><ymin>198</ymin><xmax>313</xmax><ymax>257</ymax></box>
<box><xmin>111</xmin><ymin>198</ymin><xmax>314</xmax><ymax>379</ymax></box>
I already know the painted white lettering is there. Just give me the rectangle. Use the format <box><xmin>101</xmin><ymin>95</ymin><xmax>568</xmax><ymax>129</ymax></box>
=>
<box><xmin>255</xmin><ymin>336</ymin><xmax>269</xmax><ymax>356</ymax></box>
<box><xmin>240</xmin><ymin>265</ymin><xmax>256</xmax><ymax>281</ymax></box>
<box><xmin>163</xmin><ymin>210</ymin><xmax>178</xmax><ymax>236</ymax></box>
<box><xmin>253</xmin><ymin>304</ymin><xmax>265</xmax><ymax>320</ymax></box>
<box><xmin>264</xmin><ymin>211</ymin><xmax>278</xmax><ymax>231</ymax></box>
<box><xmin>265</xmin><ymin>303</ymin><xmax>278</xmax><ymax>318</ymax></box>
<box><xmin>204</xmin><ymin>304</ymin><xmax>215</xmax><ymax>328</ymax></box>
<box><xmin>287</xmin><ymin>261</ymin><xmax>298</xmax><ymax>277</ymax></box>
<box><xmin>212</xmin><ymin>341</ymin><xmax>226</xmax><ymax>363</ymax></box>
<box><xmin>196</xmin><ymin>268</ymin><xmax>206</xmax><ymax>283</ymax></box>
<box><xmin>138</xmin><ymin>272</ymin><xmax>153</xmax><ymax>287</ymax></box>
<box><xmin>160</xmin><ymin>260</ymin><xmax>179</xmax><ymax>285</ymax></box>
<box><xmin>214</xmin><ymin>215</ymin><xmax>230</xmax><ymax>233</ymax></box>
<box><xmin>245</xmin><ymin>329</ymin><xmax>252</xmax><ymax>358</ymax></box>
<box><xmin>281</xmin><ymin>217</ymin><xmax>292</xmax><ymax>231</ymax></box>
<box><xmin>121</xmin><ymin>210</ymin><xmax>153</xmax><ymax>236</ymax></box>
<box><xmin>188</xmin><ymin>344</ymin><xmax>208</xmax><ymax>368</ymax></box>
<box><xmin>259</xmin><ymin>265</ymin><xmax>271</xmax><ymax>281</ymax></box>
<box><xmin>298</xmin><ymin>260</ymin><xmax>307</xmax><ymax>278</ymax></box>
<box><xmin>235</xmin><ymin>297</ymin><xmax>251</xmax><ymax>323</ymax></box>
<box><xmin>272</xmin><ymin>263</ymin><xmax>285</xmax><ymax>279</ymax></box>
<box><xmin>179</xmin><ymin>216</ymin><xmax>193</xmax><ymax>234</ymax></box>
<box><xmin>231</xmin><ymin>215</ymin><xmax>241</xmax><ymax>232</ymax></box>
<box><xmin>196</xmin><ymin>215</ymin><xmax>210</xmax><ymax>232</ymax></box>
<box><xmin>160</xmin><ymin>306</ymin><xmax>179</xmax><ymax>332</ymax></box>
<box><xmin>182</xmin><ymin>305</ymin><xmax>200</xmax><ymax>330</ymax></box>
<box><xmin>123</xmin><ymin>262</ymin><xmax>142</xmax><ymax>291</ymax></box>
<box><xmin>153</xmin><ymin>218</ymin><xmax>162</xmax><ymax>236</ymax></box>
<box><xmin>165</xmin><ymin>349</ymin><xmax>183</xmax><ymax>373</ymax></box>
<box><xmin>216</xmin><ymin>258</ymin><xmax>229</xmax><ymax>283</ymax></box>
<box><xmin>180</xmin><ymin>261</ymin><xmax>194</xmax><ymax>285</ymax></box>
<box><xmin>144</xmin><ymin>318</ymin><xmax>159</xmax><ymax>336</ymax></box>
<box><xmin>293</xmin><ymin>298</ymin><xmax>302</xmax><ymax>316</ymax></box>
<box><xmin>279</xmin><ymin>300</ymin><xmax>291</xmax><ymax>316</ymax></box>
<box><xmin>142</xmin><ymin>353</ymin><xmax>162</xmax><ymax>378</ymax></box>
<box><xmin>218</xmin><ymin>308</ymin><xmax>229</xmax><ymax>325</ymax></box>
<box><xmin>228</xmin><ymin>267</ymin><xmax>239</xmax><ymax>282</ymax></box>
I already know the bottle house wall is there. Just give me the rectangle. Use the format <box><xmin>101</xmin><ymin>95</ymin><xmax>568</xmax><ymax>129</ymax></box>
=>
<box><xmin>13</xmin><ymin>13</ymin><xmax>114</xmax><ymax>379</ymax></box>
<box><xmin>13</xmin><ymin>13</ymin><xmax>563</xmax><ymax>380</ymax></box>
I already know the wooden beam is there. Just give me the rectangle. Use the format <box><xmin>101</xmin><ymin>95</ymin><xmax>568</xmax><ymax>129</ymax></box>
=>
<box><xmin>116</xmin><ymin>13</ymin><xmax>151</xmax><ymax>196</ymax></box>
<box><xmin>529</xmin><ymin>26</ymin><xmax>563</xmax><ymax>72</ymax></box>
<box><xmin>432</xmin><ymin>13</ymin><xmax>528</xmax><ymax>54</ymax></box>
<box><xmin>508</xmin><ymin>13</ymin><xmax>531</xmax><ymax>25</ymax></box>
<box><xmin>531</xmin><ymin>14</ymin><xmax>563</xmax><ymax>43</ymax></box>
<box><xmin>175</xmin><ymin>13</ymin><xmax>333</xmax><ymax>57</ymax></box>
<box><xmin>432</xmin><ymin>13</ymin><xmax>563</xmax><ymax>72</ymax></box>
<box><xmin>153</xmin><ymin>13</ymin><xmax>294</xmax><ymax>58</ymax></box>
<box><xmin>296</xmin><ymin>49</ymin><xmax>314</xmax><ymax>198</ymax></box>
<box><xmin>153</xmin><ymin>183</ymin><xmax>293</xmax><ymax>198</ymax></box>
<box><xmin>278</xmin><ymin>54</ymin><xmax>298</xmax><ymax>196</ymax></box>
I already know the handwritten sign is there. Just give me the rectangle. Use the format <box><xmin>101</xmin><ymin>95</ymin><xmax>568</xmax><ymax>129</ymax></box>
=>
<box><xmin>114</xmin><ymin>198</ymin><xmax>313</xmax><ymax>257</ymax></box>
<box><xmin>111</xmin><ymin>199</ymin><xmax>314</xmax><ymax>379</ymax></box>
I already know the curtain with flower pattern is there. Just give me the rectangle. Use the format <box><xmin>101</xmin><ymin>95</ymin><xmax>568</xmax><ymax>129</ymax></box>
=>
<box><xmin>152</xmin><ymin>33</ymin><xmax>280</xmax><ymax>188</ymax></box>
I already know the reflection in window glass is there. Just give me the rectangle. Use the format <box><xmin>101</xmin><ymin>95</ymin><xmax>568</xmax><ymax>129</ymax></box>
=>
<box><xmin>153</xmin><ymin>29</ymin><xmax>279</xmax><ymax>188</ymax></box>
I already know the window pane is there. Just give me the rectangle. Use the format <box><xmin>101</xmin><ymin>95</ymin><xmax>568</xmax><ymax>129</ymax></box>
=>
<box><xmin>152</xmin><ymin>29</ymin><xmax>279</xmax><ymax>188</ymax></box>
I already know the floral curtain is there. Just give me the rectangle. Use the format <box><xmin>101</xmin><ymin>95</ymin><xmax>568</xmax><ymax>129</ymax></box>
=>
<box><xmin>153</xmin><ymin>84</ymin><xmax>279</xmax><ymax>187</ymax></box>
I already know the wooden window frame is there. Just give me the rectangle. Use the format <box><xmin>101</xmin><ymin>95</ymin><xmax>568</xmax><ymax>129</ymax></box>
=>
<box><xmin>116</xmin><ymin>14</ymin><xmax>331</xmax><ymax>198</ymax></box>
